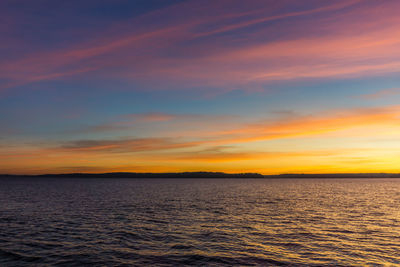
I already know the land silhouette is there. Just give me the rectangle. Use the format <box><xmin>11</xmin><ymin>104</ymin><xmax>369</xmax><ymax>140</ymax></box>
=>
<box><xmin>1</xmin><ymin>172</ymin><xmax>400</xmax><ymax>178</ymax></box>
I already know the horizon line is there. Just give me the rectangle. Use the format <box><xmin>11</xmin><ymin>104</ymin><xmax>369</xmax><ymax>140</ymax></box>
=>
<box><xmin>1</xmin><ymin>171</ymin><xmax>400</xmax><ymax>177</ymax></box>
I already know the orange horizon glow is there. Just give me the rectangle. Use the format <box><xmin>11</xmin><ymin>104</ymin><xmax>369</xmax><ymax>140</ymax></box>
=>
<box><xmin>1</xmin><ymin>1</ymin><xmax>400</xmax><ymax>175</ymax></box>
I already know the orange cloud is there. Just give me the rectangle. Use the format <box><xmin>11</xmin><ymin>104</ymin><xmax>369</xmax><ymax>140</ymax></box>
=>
<box><xmin>214</xmin><ymin>106</ymin><xmax>400</xmax><ymax>144</ymax></box>
<box><xmin>6</xmin><ymin>104</ymin><xmax>400</xmax><ymax>149</ymax></box>
<box><xmin>158</xmin><ymin>148</ymin><xmax>370</xmax><ymax>163</ymax></box>
<box><xmin>2</xmin><ymin>104</ymin><xmax>400</xmax><ymax>174</ymax></box>
<box><xmin>49</xmin><ymin>105</ymin><xmax>400</xmax><ymax>154</ymax></box>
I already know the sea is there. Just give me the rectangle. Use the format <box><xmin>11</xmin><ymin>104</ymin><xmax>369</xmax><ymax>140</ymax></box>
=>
<box><xmin>0</xmin><ymin>177</ymin><xmax>399</xmax><ymax>266</ymax></box>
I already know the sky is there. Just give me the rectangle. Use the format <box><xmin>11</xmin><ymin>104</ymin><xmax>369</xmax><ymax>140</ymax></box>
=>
<box><xmin>1</xmin><ymin>0</ymin><xmax>400</xmax><ymax>174</ymax></box>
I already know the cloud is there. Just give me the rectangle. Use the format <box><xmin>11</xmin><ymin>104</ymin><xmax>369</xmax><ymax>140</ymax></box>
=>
<box><xmin>86</xmin><ymin>112</ymin><xmax>238</xmax><ymax>133</ymax></box>
<box><xmin>2</xmin><ymin>104</ymin><xmax>400</xmax><ymax>174</ymax></box>
<box><xmin>162</xmin><ymin>149</ymin><xmax>335</xmax><ymax>163</ymax></box>
<box><xmin>212</xmin><ymin>105</ymin><xmax>400</xmax><ymax>144</ymax></box>
<box><xmin>2</xmin><ymin>0</ymin><xmax>399</xmax><ymax>93</ymax></box>
<box><xmin>59</xmin><ymin>137</ymin><xmax>203</xmax><ymax>153</ymax></box>
<box><xmin>114</xmin><ymin>0</ymin><xmax>400</xmax><ymax>90</ymax></box>
<box><xmin>129</xmin><ymin>112</ymin><xmax>176</xmax><ymax>122</ymax></box>
<box><xmin>359</xmin><ymin>88</ymin><xmax>400</xmax><ymax>100</ymax></box>
<box><xmin>88</xmin><ymin>112</ymin><xmax>178</xmax><ymax>132</ymax></box>
<box><xmin>193</xmin><ymin>0</ymin><xmax>361</xmax><ymax>37</ymax></box>
<box><xmin>58</xmin><ymin>105</ymin><xmax>400</xmax><ymax>154</ymax></box>
<box><xmin>154</xmin><ymin>147</ymin><xmax>378</xmax><ymax>163</ymax></box>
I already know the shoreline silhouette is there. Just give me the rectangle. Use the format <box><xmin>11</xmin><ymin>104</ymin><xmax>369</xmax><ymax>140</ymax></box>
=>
<box><xmin>1</xmin><ymin>172</ymin><xmax>400</xmax><ymax>178</ymax></box>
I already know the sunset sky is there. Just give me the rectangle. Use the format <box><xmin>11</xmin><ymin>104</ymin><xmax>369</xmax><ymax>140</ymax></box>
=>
<box><xmin>1</xmin><ymin>0</ymin><xmax>400</xmax><ymax>174</ymax></box>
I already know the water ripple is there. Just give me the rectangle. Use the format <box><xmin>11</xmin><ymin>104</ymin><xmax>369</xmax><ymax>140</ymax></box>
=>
<box><xmin>1</xmin><ymin>178</ymin><xmax>400</xmax><ymax>265</ymax></box>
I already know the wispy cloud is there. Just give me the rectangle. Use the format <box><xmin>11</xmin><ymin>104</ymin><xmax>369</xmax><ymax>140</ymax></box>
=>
<box><xmin>3</xmin><ymin>0</ymin><xmax>400</xmax><ymax>174</ymax></box>
<box><xmin>86</xmin><ymin>112</ymin><xmax>238</xmax><ymax>133</ymax></box>
<box><xmin>88</xmin><ymin>112</ymin><xmax>178</xmax><ymax>132</ymax></box>
<box><xmin>58</xmin><ymin>137</ymin><xmax>203</xmax><ymax>153</ymax></box>
<box><xmin>2</xmin><ymin>104</ymin><xmax>400</xmax><ymax>174</ymax></box>
<box><xmin>359</xmin><ymin>88</ymin><xmax>400</xmax><ymax>100</ymax></box>
<box><xmin>213</xmin><ymin>105</ymin><xmax>400</xmax><ymax>144</ymax></box>
<box><xmin>53</xmin><ymin>105</ymin><xmax>400</xmax><ymax>154</ymax></box>
<box><xmin>2</xmin><ymin>0</ymin><xmax>398</xmax><ymax>93</ymax></box>
<box><xmin>193</xmin><ymin>0</ymin><xmax>361</xmax><ymax>37</ymax></box>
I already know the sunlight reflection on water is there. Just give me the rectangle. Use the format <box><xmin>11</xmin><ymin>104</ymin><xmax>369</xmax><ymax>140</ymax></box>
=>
<box><xmin>0</xmin><ymin>178</ymin><xmax>400</xmax><ymax>265</ymax></box>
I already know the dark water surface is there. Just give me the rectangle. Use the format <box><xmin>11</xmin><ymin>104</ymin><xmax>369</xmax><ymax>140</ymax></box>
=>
<box><xmin>1</xmin><ymin>178</ymin><xmax>400</xmax><ymax>266</ymax></box>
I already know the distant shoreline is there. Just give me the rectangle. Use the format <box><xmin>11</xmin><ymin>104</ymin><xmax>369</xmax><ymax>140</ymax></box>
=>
<box><xmin>1</xmin><ymin>172</ymin><xmax>400</xmax><ymax>178</ymax></box>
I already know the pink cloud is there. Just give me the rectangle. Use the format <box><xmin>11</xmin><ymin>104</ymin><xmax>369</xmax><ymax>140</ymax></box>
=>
<box><xmin>360</xmin><ymin>88</ymin><xmax>400</xmax><ymax>100</ymax></box>
<box><xmin>1</xmin><ymin>0</ymin><xmax>399</xmax><ymax>93</ymax></box>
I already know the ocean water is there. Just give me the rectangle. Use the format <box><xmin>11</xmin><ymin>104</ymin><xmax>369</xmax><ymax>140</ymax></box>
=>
<box><xmin>0</xmin><ymin>178</ymin><xmax>399</xmax><ymax>266</ymax></box>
